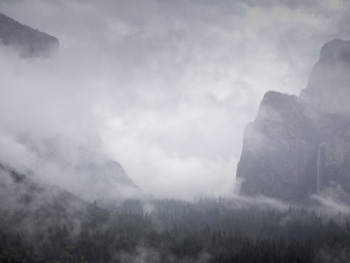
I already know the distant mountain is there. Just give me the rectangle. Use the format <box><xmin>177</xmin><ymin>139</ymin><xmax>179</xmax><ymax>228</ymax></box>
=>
<box><xmin>0</xmin><ymin>13</ymin><xmax>138</xmax><ymax>200</ymax></box>
<box><xmin>0</xmin><ymin>13</ymin><xmax>58</xmax><ymax>56</ymax></box>
<box><xmin>13</xmin><ymin>135</ymin><xmax>140</xmax><ymax>201</ymax></box>
<box><xmin>237</xmin><ymin>39</ymin><xmax>350</xmax><ymax>203</ymax></box>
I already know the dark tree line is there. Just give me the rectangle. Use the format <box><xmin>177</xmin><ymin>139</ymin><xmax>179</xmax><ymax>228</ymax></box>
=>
<box><xmin>1</xmin><ymin>198</ymin><xmax>350</xmax><ymax>262</ymax></box>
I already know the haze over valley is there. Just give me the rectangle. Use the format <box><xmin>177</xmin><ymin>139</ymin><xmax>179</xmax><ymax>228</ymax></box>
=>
<box><xmin>2</xmin><ymin>0</ymin><xmax>350</xmax><ymax>201</ymax></box>
<box><xmin>2</xmin><ymin>1</ymin><xmax>350</xmax><ymax>262</ymax></box>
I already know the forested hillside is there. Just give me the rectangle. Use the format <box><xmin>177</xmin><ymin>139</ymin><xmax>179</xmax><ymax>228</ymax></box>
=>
<box><xmin>1</xmin><ymin>198</ymin><xmax>350</xmax><ymax>263</ymax></box>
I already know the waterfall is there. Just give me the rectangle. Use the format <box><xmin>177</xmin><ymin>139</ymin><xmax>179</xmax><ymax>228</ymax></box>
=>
<box><xmin>317</xmin><ymin>143</ymin><xmax>326</xmax><ymax>193</ymax></box>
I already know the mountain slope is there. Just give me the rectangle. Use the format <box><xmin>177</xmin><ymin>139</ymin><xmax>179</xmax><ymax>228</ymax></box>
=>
<box><xmin>0</xmin><ymin>12</ymin><xmax>58</xmax><ymax>56</ymax></box>
<box><xmin>7</xmin><ymin>134</ymin><xmax>140</xmax><ymax>202</ymax></box>
<box><xmin>0</xmin><ymin>163</ymin><xmax>88</xmax><ymax>241</ymax></box>
<box><xmin>237</xmin><ymin>39</ymin><xmax>350</xmax><ymax>203</ymax></box>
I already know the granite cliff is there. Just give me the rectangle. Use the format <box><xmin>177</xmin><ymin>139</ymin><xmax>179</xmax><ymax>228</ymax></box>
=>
<box><xmin>237</xmin><ymin>39</ymin><xmax>350</xmax><ymax>203</ymax></box>
<box><xmin>0</xmin><ymin>12</ymin><xmax>58</xmax><ymax>56</ymax></box>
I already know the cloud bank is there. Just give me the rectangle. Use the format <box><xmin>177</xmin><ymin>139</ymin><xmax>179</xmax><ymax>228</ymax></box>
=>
<box><xmin>0</xmin><ymin>0</ymin><xmax>350</xmax><ymax>200</ymax></box>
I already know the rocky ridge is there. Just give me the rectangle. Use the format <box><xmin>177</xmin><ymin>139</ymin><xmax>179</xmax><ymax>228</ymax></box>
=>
<box><xmin>237</xmin><ymin>39</ymin><xmax>350</xmax><ymax>203</ymax></box>
<box><xmin>0</xmin><ymin>12</ymin><xmax>58</xmax><ymax>56</ymax></box>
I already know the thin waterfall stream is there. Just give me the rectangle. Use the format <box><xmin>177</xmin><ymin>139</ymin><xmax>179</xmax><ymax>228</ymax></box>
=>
<box><xmin>317</xmin><ymin>143</ymin><xmax>326</xmax><ymax>193</ymax></box>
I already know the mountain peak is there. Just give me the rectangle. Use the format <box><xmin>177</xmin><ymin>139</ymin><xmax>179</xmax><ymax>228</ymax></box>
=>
<box><xmin>300</xmin><ymin>39</ymin><xmax>350</xmax><ymax>116</ymax></box>
<box><xmin>260</xmin><ymin>91</ymin><xmax>297</xmax><ymax>111</ymax></box>
<box><xmin>319</xmin><ymin>39</ymin><xmax>350</xmax><ymax>64</ymax></box>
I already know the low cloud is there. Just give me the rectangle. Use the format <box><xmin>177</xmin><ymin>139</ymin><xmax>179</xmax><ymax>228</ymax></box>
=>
<box><xmin>0</xmin><ymin>0</ymin><xmax>350</xmax><ymax>200</ymax></box>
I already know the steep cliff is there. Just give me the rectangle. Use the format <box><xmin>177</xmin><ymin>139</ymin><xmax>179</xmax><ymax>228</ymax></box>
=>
<box><xmin>300</xmin><ymin>39</ymin><xmax>350</xmax><ymax>116</ymax></box>
<box><xmin>237</xmin><ymin>39</ymin><xmax>350</xmax><ymax>202</ymax></box>
<box><xmin>0</xmin><ymin>13</ymin><xmax>58</xmax><ymax>56</ymax></box>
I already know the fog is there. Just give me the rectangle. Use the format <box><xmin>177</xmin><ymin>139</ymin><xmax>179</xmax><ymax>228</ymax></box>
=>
<box><xmin>0</xmin><ymin>0</ymin><xmax>350</xmax><ymax>200</ymax></box>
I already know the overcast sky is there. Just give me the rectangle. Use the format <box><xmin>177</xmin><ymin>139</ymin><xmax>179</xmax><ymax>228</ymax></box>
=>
<box><xmin>0</xmin><ymin>0</ymin><xmax>350</xmax><ymax>200</ymax></box>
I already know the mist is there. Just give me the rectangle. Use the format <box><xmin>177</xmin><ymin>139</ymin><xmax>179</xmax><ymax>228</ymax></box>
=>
<box><xmin>1</xmin><ymin>0</ymin><xmax>350</xmax><ymax>200</ymax></box>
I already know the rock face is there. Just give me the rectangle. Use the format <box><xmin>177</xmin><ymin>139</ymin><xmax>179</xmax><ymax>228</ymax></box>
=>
<box><xmin>237</xmin><ymin>39</ymin><xmax>350</xmax><ymax>202</ymax></box>
<box><xmin>0</xmin><ymin>13</ymin><xmax>58</xmax><ymax>56</ymax></box>
<box><xmin>300</xmin><ymin>39</ymin><xmax>350</xmax><ymax>116</ymax></box>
